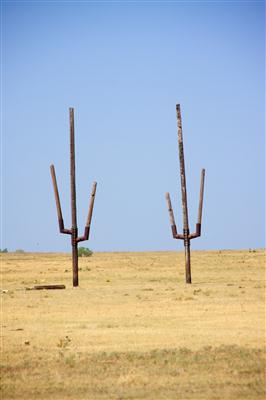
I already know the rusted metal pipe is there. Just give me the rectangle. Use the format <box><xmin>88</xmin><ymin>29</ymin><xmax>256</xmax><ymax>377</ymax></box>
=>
<box><xmin>184</xmin><ymin>235</ymin><xmax>191</xmax><ymax>284</ymax></box>
<box><xmin>176</xmin><ymin>104</ymin><xmax>191</xmax><ymax>283</ymax></box>
<box><xmin>165</xmin><ymin>192</ymin><xmax>184</xmax><ymax>239</ymax></box>
<box><xmin>69</xmin><ymin>108</ymin><xmax>78</xmax><ymax>287</ymax></box>
<box><xmin>197</xmin><ymin>168</ymin><xmax>205</xmax><ymax>226</ymax></box>
<box><xmin>50</xmin><ymin>108</ymin><xmax>97</xmax><ymax>287</ymax></box>
<box><xmin>176</xmin><ymin>104</ymin><xmax>189</xmax><ymax>233</ymax></box>
<box><xmin>50</xmin><ymin>165</ymin><xmax>72</xmax><ymax>235</ymax></box>
<box><xmin>166</xmin><ymin>104</ymin><xmax>205</xmax><ymax>284</ymax></box>
<box><xmin>190</xmin><ymin>168</ymin><xmax>205</xmax><ymax>239</ymax></box>
<box><xmin>76</xmin><ymin>181</ymin><xmax>97</xmax><ymax>242</ymax></box>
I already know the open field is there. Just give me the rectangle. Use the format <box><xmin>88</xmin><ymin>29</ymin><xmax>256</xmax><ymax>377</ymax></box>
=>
<box><xmin>1</xmin><ymin>249</ymin><xmax>265</xmax><ymax>399</ymax></box>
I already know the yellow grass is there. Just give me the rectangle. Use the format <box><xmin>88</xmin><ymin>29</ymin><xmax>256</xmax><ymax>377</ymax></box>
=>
<box><xmin>1</xmin><ymin>249</ymin><xmax>266</xmax><ymax>399</ymax></box>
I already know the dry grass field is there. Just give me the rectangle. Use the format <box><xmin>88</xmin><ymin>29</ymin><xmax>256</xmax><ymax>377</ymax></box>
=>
<box><xmin>1</xmin><ymin>249</ymin><xmax>265</xmax><ymax>399</ymax></box>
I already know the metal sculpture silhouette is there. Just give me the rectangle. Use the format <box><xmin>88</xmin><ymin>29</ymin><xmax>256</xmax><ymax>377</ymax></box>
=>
<box><xmin>166</xmin><ymin>104</ymin><xmax>205</xmax><ymax>283</ymax></box>
<box><xmin>50</xmin><ymin>108</ymin><xmax>97</xmax><ymax>287</ymax></box>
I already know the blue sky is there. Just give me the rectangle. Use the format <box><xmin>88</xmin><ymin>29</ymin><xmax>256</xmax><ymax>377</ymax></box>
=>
<box><xmin>1</xmin><ymin>1</ymin><xmax>265</xmax><ymax>252</ymax></box>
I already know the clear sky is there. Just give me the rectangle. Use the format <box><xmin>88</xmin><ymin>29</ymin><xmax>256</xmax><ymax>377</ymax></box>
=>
<box><xmin>1</xmin><ymin>0</ymin><xmax>265</xmax><ymax>252</ymax></box>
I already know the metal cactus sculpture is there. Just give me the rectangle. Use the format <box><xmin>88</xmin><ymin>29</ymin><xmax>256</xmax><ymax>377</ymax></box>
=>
<box><xmin>166</xmin><ymin>104</ymin><xmax>205</xmax><ymax>284</ymax></box>
<box><xmin>50</xmin><ymin>108</ymin><xmax>97</xmax><ymax>287</ymax></box>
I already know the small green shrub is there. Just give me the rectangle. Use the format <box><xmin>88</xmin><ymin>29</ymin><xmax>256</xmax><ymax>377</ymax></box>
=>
<box><xmin>15</xmin><ymin>249</ymin><xmax>25</xmax><ymax>254</ymax></box>
<box><xmin>78</xmin><ymin>247</ymin><xmax>93</xmax><ymax>257</ymax></box>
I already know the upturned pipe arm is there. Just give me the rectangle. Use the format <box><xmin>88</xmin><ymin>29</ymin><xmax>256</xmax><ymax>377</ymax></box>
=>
<box><xmin>50</xmin><ymin>165</ymin><xmax>72</xmax><ymax>234</ymax></box>
<box><xmin>189</xmin><ymin>223</ymin><xmax>201</xmax><ymax>239</ymax></box>
<box><xmin>76</xmin><ymin>181</ymin><xmax>97</xmax><ymax>243</ymax></box>
<box><xmin>165</xmin><ymin>192</ymin><xmax>184</xmax><ymax>240</ymax></box>
<box><xmin>189</xmin><ymin>168</ymin><xmax>205</xmax><ymax>239</ymax></box>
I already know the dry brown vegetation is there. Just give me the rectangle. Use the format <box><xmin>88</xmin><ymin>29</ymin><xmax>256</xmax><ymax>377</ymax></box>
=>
<box><xmin>1</xmin><ymin>249</ymin><xmax>265</xmax><ymax>399</ymax></box>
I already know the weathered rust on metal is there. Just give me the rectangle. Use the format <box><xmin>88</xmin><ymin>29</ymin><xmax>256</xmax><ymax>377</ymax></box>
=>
<box><xmin>70</xmin><ymin>108</ymin><xmax>77</xmax><ymax>230</ymax></box>
<box><xmin>177</xmin><ymin>104</ymin><xmax>191</xmax><ymax>283</ymax></box>
<box><xmin>50</xmin><ymin>108</ymin><xmax>97</xmax><ymax>287</ymax></box>
<box><xmin>165</xmin><ymin>104</ymin><xmax>205</xmax><ymax>284</ymax></box>
<box><xmin>69</xmin><ymin>108</ymin><xmax>78</xmax><ymax>287</ymax></box>
<box><xmin>50</xmin><ymin>165</ymin><xmax>72</xmax><ymax>234</ymax></box>
<box><xmin>165</xmin><ymin>192</ymin><xmax>184</xmax><ymax>240</ymax></box>
<box><xmin>184</xmin><ymin>232</ymin><xmax>191</xmax><ymax>283</ymax></box>
<box><xmin>31</xmin><ymin>285</ymin><xmax>66</xmax><ymax>290</ymax></box>
<box><xmin>76</xmin><ymin>181</ymin><xmax>97</xmax><ymax>242</ymax></box>
<box><xmin>176</xmin><ymin>104</ymin><xmax>189</xmax><ymax>232</ymax></box>
<box><xmin>189</xmin><ymin>168</ymin><xmax>205</xmax><ymax>239</ymax></box>
<box><xmin>197</xmin><ymin>168</ymin><xmax>205</xmax><ymax>226</ymax></box>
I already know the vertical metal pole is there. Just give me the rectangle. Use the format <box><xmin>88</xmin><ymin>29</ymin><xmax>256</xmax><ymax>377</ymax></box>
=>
<box><xmin>70</xmin><ymin>107</ymin><xmax>78</xmax><ymax>287</ymax></box>
<box><xmin>184</xmin><ymin>237</ymin><xmax>191</xmax><ymax>284</ymax></box>
<box><xmin>176</xmin><ymin>104</ymin><xmax>191</xmax><ymax>283</ymax></box>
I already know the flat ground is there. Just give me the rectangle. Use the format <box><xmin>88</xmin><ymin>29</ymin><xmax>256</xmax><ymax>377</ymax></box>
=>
<box><xmin>1</xmin><ymin>249</ymin><xmax>265</xmax><ymax>399</ymax></box>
